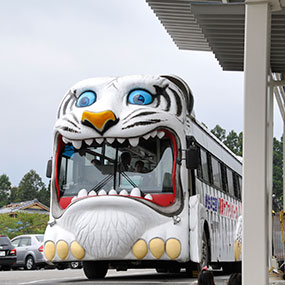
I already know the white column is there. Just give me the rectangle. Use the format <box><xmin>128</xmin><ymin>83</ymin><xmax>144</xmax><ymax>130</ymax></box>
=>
<box><xmin>243</xmin><ymin>2</ymin><xmax>271</xmax><ymax>284</ymax></box>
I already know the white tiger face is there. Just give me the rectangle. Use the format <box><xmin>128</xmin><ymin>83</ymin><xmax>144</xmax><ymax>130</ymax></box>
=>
<box><xmin>55</xmin><ymin>75</ymin><xmax>192</xmax><ymax>142</ymax></box>
<box><xmin>51</xmin><ymin>75</ymin><xmax>193</xmax><ymax>218</ymax></box>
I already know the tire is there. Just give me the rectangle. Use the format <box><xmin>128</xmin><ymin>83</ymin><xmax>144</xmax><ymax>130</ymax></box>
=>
<box><xmin>25</xmin><ymin>256</ymin><xmax>36</xmax><ymax>270</ymax></box>
<box><xmin>2</xmin><ymin>265</ymin><xmax>11</xmax><ymax>271</ymax></box>
<box><xmin>186</xmin><ymin>231</ymin><xmax>210</xmax><ymax>277</ymax></box>
<box><xmin>83</xmin><ymin>261</ymin><xmax>108</xmax><ymax>279</ymax></box>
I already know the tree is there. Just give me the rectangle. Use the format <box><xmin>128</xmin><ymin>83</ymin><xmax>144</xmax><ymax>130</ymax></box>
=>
<box><xmin>224</xmin><ymin>130</ymin><xmax>243</xmax><ymax>156</ymax></box>
<box><xmin>211</xmin><ymin>124</ymin><xmax>283</xmax><ymax>209</ymax></box>
<box><xmin>8</xmin><ymin>187</ymin><xmax>19</xmax><ymax>203</ymax></box>
<box><xmin>0</xmin><ymin>174</ymin><xmax>11</xmax><ymax>207</ymax></box>
<box><xmin>211</xmin><ymin>124</ymin><xmax>226</xmax><ymax>142</ymax></box>
<box><xmin>38</xmin><ymin>181</ymin><xmax>50</xmax><ymax>206</ymax></box>
<box><xmin>273</xmin><ymin>137</ymin><xmax>283</xmax><ymax>206</ymax></box>
<box><xmin>16</xmin><ymin>170</ymin><xmax>48</xmax><ymax>204</ymax></box>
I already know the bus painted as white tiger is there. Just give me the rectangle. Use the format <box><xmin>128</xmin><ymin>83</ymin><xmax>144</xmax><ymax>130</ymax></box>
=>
<box><xmin>44</xmin><ymin>75</ymin><xmax>242</xmax><ymax>278</ymax></box>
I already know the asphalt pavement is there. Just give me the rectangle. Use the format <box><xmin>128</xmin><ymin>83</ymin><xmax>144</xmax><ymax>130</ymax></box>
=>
<box><xmin>0</xmin><ymin>268</ymin><xmax>230</xmax><ymax>285</ymax></box>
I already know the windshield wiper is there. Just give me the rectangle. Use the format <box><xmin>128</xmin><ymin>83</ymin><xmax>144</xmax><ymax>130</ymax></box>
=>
<box><xmin>120</xmin><ymin>171</ymin><xmax>138</xmax><ymax>188</ymax></box>
<box><xmin>89</xmin><ymin>175</ymin><xmax>113</xmax><ymax>193</ymax></box>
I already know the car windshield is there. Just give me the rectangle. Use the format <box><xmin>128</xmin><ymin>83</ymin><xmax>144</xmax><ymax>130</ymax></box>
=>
<box><xmin>36</xmin><ymin>235</ymin><xmax>44</xmax><ymax>242</ymax></box>
<box><xmin>56</xmin><ymin>132</ymin><xmax>175</xmax><ymax>197</ymax></box>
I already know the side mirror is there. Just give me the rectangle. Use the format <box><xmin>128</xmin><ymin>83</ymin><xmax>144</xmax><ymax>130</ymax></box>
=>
<box><xmin>186</xmin><ymin>145</ymin><xmax>199</xmax><ymax>169</ymax></box>
<box><xmin>46</xmin><ymin>159</ymin><xmax>52</xmax><ymax>178</ymax></box>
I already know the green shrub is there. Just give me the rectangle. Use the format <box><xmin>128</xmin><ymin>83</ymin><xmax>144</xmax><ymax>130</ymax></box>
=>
<box><xmin>0</xmin><ymin>212</ymin><xmax>49</xmax><ymax>239</ymax></box>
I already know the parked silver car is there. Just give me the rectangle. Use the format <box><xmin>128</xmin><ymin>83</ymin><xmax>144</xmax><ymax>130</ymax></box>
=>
<box><xmin>11</xmin><ymin>234</ymin><xmax>45</xmax><ymax>270</ymax></box>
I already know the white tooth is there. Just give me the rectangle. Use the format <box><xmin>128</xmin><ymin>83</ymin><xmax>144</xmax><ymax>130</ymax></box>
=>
<box><xmin>95</xmin><ymin>138</ymin><xmax>104</xmax><ymax>144</ymax></box>
<box><xmin>117</xmin><ymin>138</ymin><xmax>125</xmax><ymax>144</ymax></box>
<box><xmin>130</xmin><ymin>187</ymin><xmax>141</xmax><ymax>197</ymax></box>
<box><xmin>98</xmin><ymin>189</ymin><xmax>107</xmax><ymax>196</ymax></box>
<box><xmin>62</xmin><ymin>137</ymin><xmax>71</xmax><ymax>144</ymax></box>
<box><xmin>78</xmin><ymin>189</ymin><xmax>87</xmax><ymax>198</ymax></box>
<box><xmin>71</xmin><ymin>196</ymin><xmax>77</xmax><ymax>203</ymax></box>
<box><xmin>143</xmin><ymin>133</ymin><xmax>151</xmax><ymax>140</ymax></box>
<box><xmin>119</xmin><ymin>189</ymin><xmax>128</xmax><ymax>196</ymax></box>
<box><xmin>157</xmin><ymin>131</ymin><xmax>165</xmax><ymax>139</ymax></box>
<box><xmin>85</xmin><ymin>139</ymin><xmax>93</xmax><ymax>146</ymax></box>
<box><xmin>107</xmin><ymin>138</ymin><xmax>115</xmax><ymax>144</ymax></box>
<box><xmin>108</xmin><ymin>189</ymin><xmax>117</xmax><ymax>195</ymax></box>
<box><xmin>88</xmin><ymin>190</ymin><xmax>97</xmax><ymax>196</ymax></box>
<box><xmin>144</xmin><ymin>194</ymin><xmax>153</xmax><ymax>200</ymax></box>
<box><xmin>150</xmin><ymin>130</ymin><xmax>157</xmax><ymax>138</ymax></box>
<box><xmin>129</xmin><ymin>137</ymin><xmax>139</xmax><ymax>147</ymax></box>
<box><xmin>72</xmin><ymin>140</ymin><xmax>82</xmax><ymax>149</ymax></box>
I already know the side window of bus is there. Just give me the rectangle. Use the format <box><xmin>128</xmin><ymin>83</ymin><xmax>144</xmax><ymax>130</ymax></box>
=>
<box><xmin>212</xmin><ymin>157</ymin><xmax>222</xmax><ymax>189</ymax></box>
<box><xmin>196</xmin><ymin>147</ymin><xmax>203</xmax><ymax>180</ymax></box>
<box><xmin>227</xmin><ymin>168</ymin><xmax>235</xmax><ymax>196</ymax></box>
<box><xmin>221</xmin><ymin>163</ymin><xmax>228</xmax><ymax>192</ymax></box>
<box><xmin>233</xmin><ymin>173</ymin><xmax>241</xmax><ymax>199</ymax></box>
<box><xmin>239</xmin><ymin>176</ymin><xmax>242</xmax><ymax>199</ymax></box>
<box><xmin>200</xmin><ymin>149</ymin><xmax>210</xmax><ymax>183</ymax></box>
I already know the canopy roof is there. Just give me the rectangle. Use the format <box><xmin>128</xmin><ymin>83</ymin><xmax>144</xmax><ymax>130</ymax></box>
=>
<box><xmin>146</xmin><ymin>0</ymin><xmax>285</xmax><ymax>72</ymax></box>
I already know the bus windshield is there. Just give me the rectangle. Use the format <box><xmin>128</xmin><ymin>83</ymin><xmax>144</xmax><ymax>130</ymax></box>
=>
<box><xmin>56</xmin><ymin>133</ymin><xmax>175</xmax><ymax>198</ymax></box>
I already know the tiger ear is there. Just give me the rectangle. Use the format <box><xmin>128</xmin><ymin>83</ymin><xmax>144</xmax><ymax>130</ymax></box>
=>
<box><xmin>161</xmin><ymin>75</ymin><xmax>194</xmax><ymax>115</ymax></box>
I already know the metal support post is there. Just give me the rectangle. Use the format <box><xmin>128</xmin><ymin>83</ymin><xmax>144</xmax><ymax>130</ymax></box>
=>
<box><xmin>243</xmin><ymin>1</ymin><xmax>271</xmax><ymax>284</ymax></box>
<box><xmin>268</xmin><ymin>78</ymin><xmax>274</xmax><ymax>269</ymax></box>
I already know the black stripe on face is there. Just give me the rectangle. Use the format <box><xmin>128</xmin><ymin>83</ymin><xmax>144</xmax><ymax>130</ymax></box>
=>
<box><xmin>122</xmin><ymin>119</ymin><xmax>162</xmax><ymax>130</ymax></box>
<box><xmin>66</xmin><ymin>118</ymin><xmax>79</xmax><ymax>129</ymax></box>
<box><xmin>154</xmin><ymin>85</ymin><xmax>170</xmax><ymax>112</ymax></box>
<box><xmin>57</xmin><ymin>126</ymin><xmax>80</xmax><ymax>134</ymax></box>
<box><xmin>71</xmin><ymin>113</ymin><xmax>80</xmax><ymax>124</ymax></box>
<box><xmin>123</xmin><ymin>108</ymin><xmax>147</xmax><ymax>122</ymax></box>
<box><xmin>57</xmin><ymin>91</ymin><xmax>76</xmax><ymax>118</ymax></box>
<box><xmin>124</xmin><ymin>111</ymin><xmax>157</xmax><ymax>123</ymax></box>
<box><xmin>169</xmin><ymin>87</ymin><xmax>182</xmax><ymax>116</ymax></box>
<box><xmin>63</xmin><ymin>96</ymin><xmax>76</xmax><ymax>117</ymax></box>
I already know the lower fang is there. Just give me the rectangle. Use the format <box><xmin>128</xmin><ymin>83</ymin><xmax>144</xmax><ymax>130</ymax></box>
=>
<box><xmin>130</xmin><ymin>187</ymin><xmax>141</xmax><ymax>197</ymax></box>
<box><xmin>108</xmin><ymin>189</ymin><xmax>117</xmax><ymax>195</ymax></box>
<box><xmin>78</xmin><ymin>189</ymin><xmax>87</xmax><ymax>198</ymax></box>
<box><xmin>72</xmin><ymin>140</ymin><xmax>82</xmax><ymax>149</ymax></box>
<box><xmin>117</xmin><ymin>138</ymin><xmax>125</xmax><ymax>144</ymax></box>
<box><xmin>98</xmin><ymin>189</ymin><xmax>107</xmax><ymax>196</ymax></box>
<box><xmin>119</xmin><ymin>189</ymin><xmax>128</xmax><ymax>196</ymax></box>
<box><xmin>129</xmin><ymin>138</ymin><xmax>139</xmax><ymax>147</ymax></box>
<box><xmin>144</xmin><ymin>194</ymin><xmax>153</xmax><ymax>200</ymax></box>
<box><xmin>88</xmin><ymin>190</ymin><xmax>97</xmax><ymax>196</ymax></box>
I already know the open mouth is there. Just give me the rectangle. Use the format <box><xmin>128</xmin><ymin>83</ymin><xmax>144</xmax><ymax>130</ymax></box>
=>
<box><xmin>54</xmin><ymin>128</ymin><xmax>180</xmax><ymax>212</ymax></box>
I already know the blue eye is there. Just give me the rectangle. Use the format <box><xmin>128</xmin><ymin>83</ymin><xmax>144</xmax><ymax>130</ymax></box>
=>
<box><xmin>128</xmin><ymin>89</ymin><xmax>153</xmax><ymax>105</ymax></box>
<box><xmin>76</xmin><ymin>91</ymin><xmax>96</xmax><ymax>107</ymax></box>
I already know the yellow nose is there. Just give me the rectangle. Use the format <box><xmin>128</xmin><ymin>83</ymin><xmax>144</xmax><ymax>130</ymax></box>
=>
<box><xmin>82</xmin><ymin>110</ymin><xmax>118</xmax><ymax>134</ymax></box>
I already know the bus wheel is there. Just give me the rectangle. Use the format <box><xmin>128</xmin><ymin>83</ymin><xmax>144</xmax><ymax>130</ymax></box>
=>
<box><xmin>83</xmin><ymin>261</ymin><xmax>108</xmax><ymax>279</ymax></box>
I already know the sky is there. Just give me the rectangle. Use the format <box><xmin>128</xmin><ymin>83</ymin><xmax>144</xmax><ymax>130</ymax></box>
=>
<box><xmin>0</xmin><ymin>0</ymin><xmax>282</xmax><ymax>187</ymax></box>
